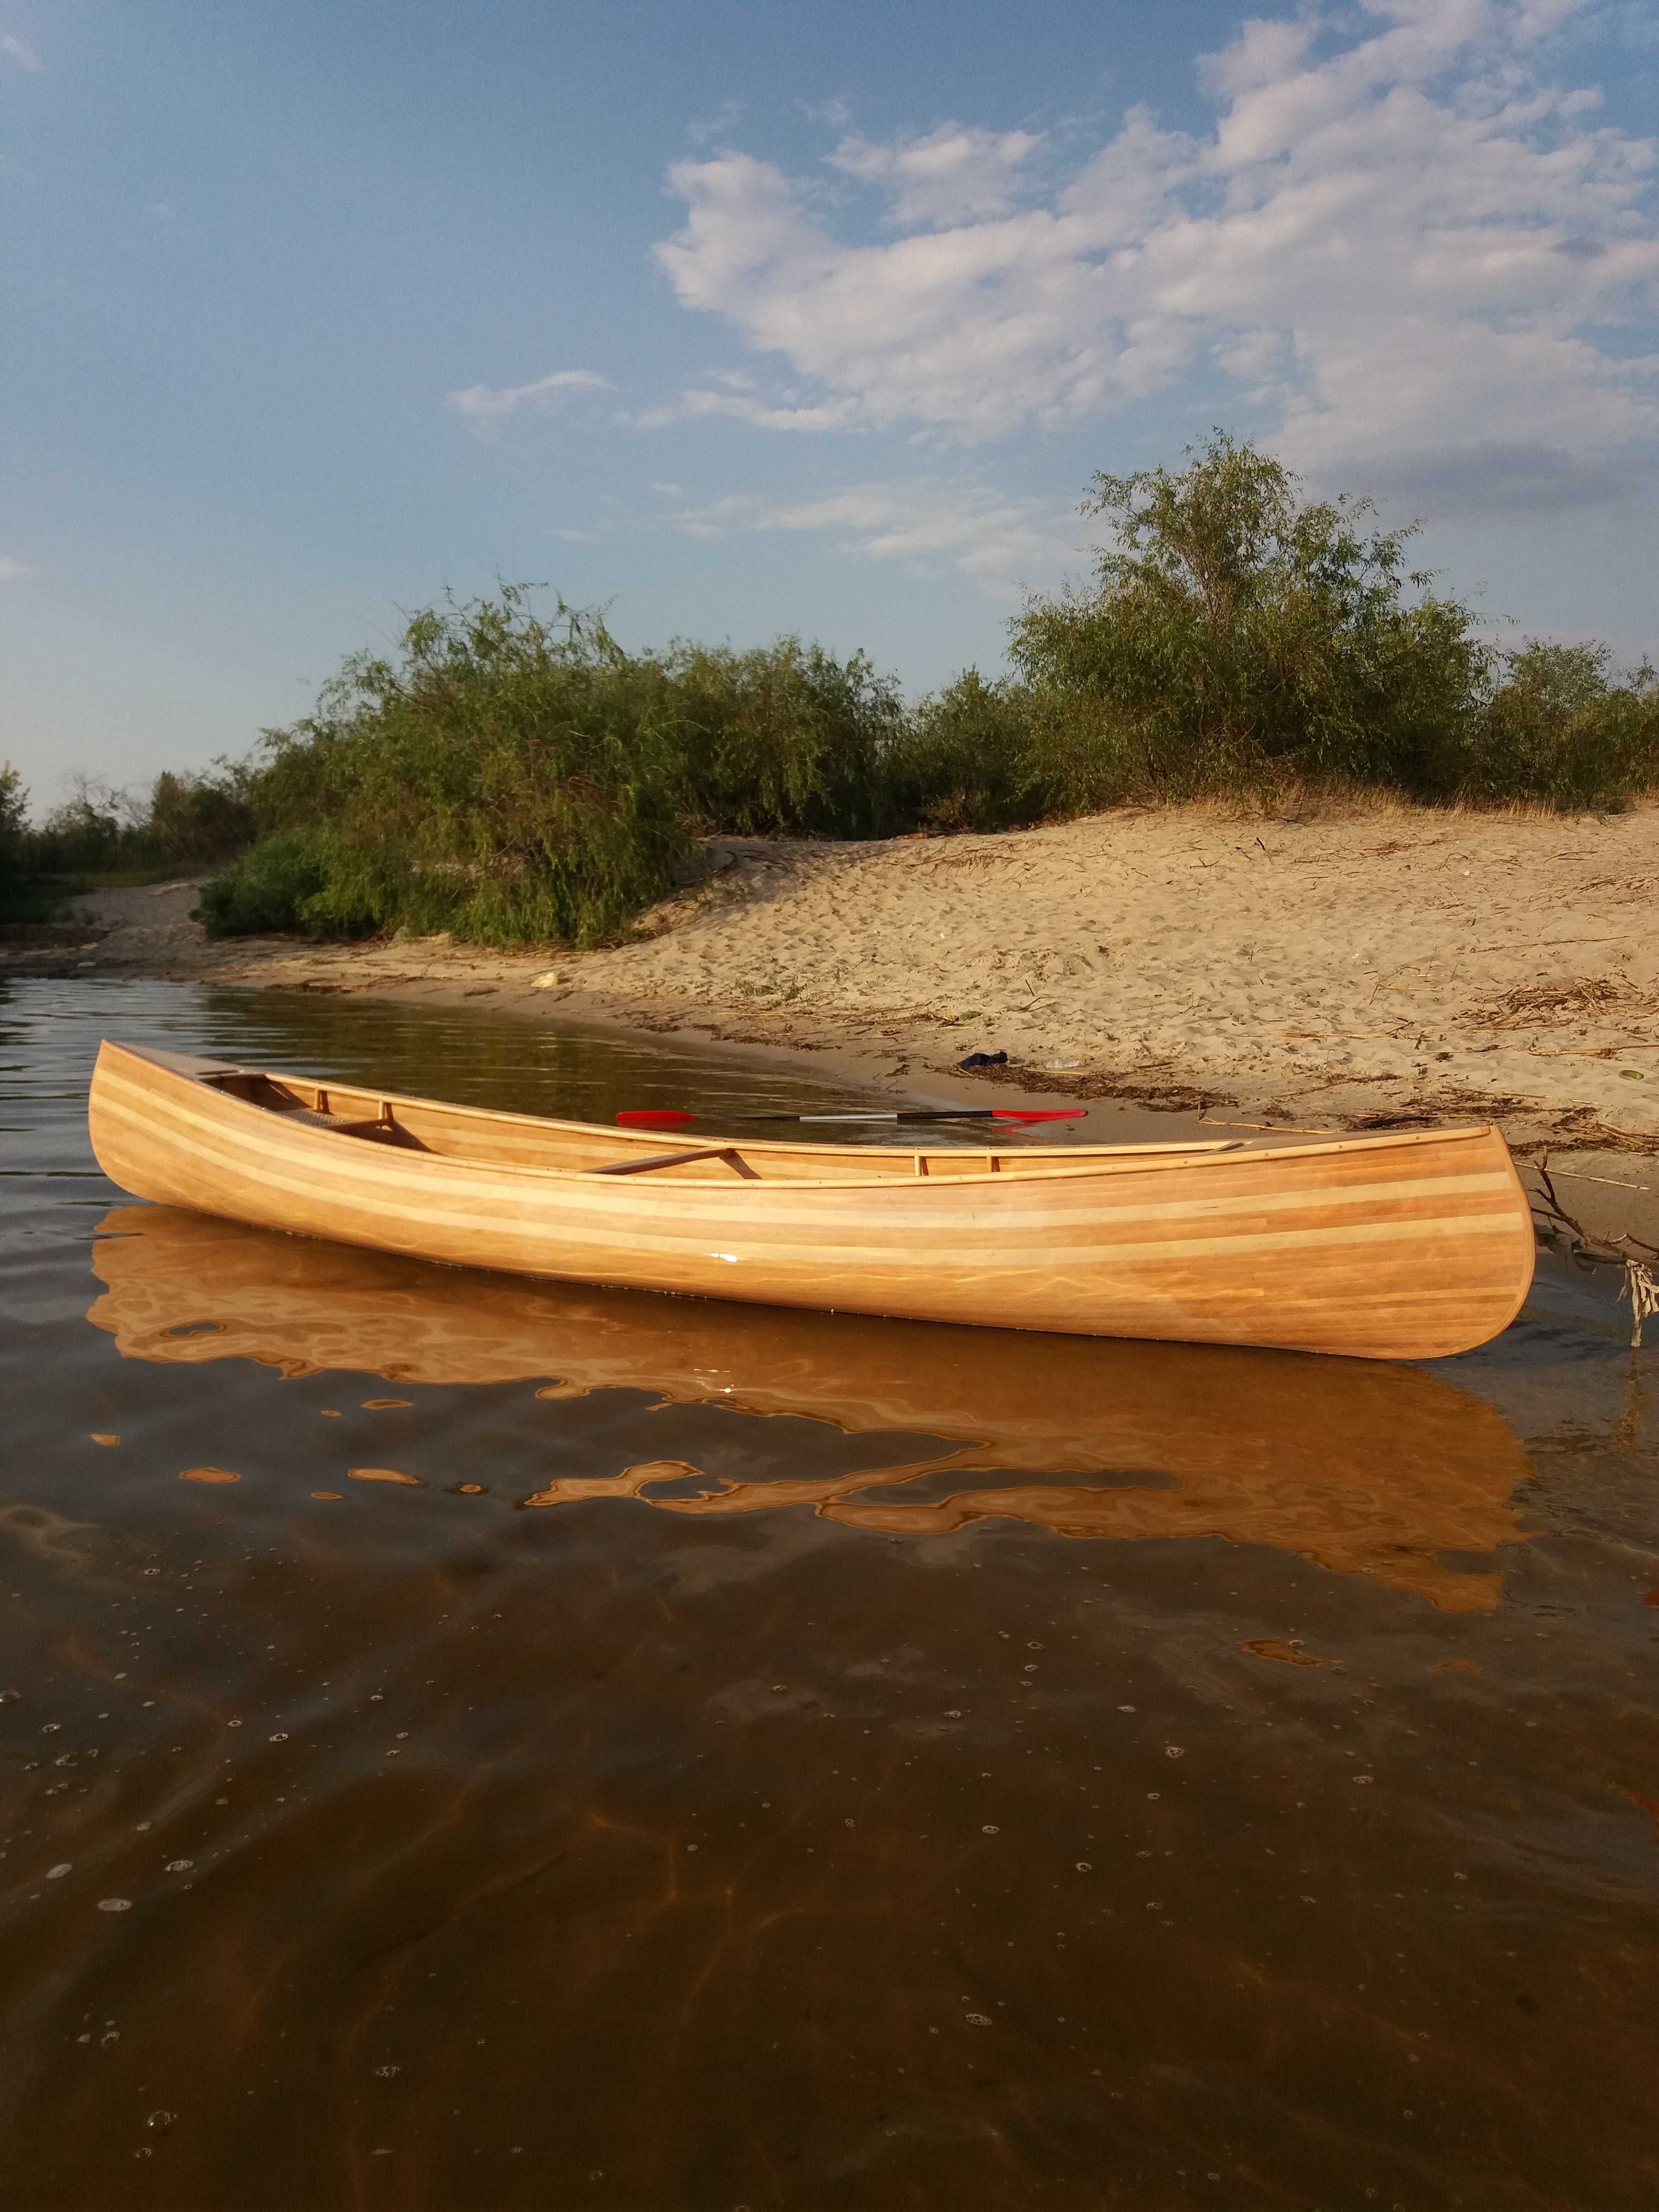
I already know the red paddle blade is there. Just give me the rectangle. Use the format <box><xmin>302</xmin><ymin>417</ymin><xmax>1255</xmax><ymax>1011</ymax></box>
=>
<box><xmin>616</xmin><ymin>1108</ymin><xmax>696</xmax><ymax>1129</ymax></box>
<box><xmin>993</xmin><ymin>1108</ymin><xmax>1086</xmax><ymax>1122</ymax></box>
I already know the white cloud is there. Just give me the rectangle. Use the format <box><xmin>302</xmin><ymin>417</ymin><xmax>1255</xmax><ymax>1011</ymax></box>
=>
<box><xmin>622</xmin><ymin>384</ymin><xmax>862</xmax><ymax>432</ymax></box>
<box><xmin>687</xmin><ymin>99</ymin><xmax>748</xmax><ymax>151</ymax></box>
<box><xmin>447</xmin><ymin>369</ymin><xmax>615</xmax><ymax>432</ymax></box>
<box><xmin>0</xmin><ymin>32</ymin><xmax>41</xmax><ymax>70</ymax></box>
<box><xmin>651</xmin><ymin>1</ymin><xmax>1659</xmax><ymax>515</ymax></box>
<box><xmin>653</xmin><ymin>480</ymin><xmax>1074</xmax><ymax>591</ymax></box>
<box><xmin>829</xmin><ymin>124</ymin><xmax>1043</xmax><ymax>227</ymax></box>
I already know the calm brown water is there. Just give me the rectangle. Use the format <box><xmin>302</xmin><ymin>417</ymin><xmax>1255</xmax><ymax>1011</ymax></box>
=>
<box><xmin>2</xmin><ymin>978</ymin><xmax>1656</xmax><ymax>2211</ymax></box>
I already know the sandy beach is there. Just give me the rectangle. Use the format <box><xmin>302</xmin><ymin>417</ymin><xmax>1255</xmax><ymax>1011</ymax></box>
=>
<box><xmin>11</xmin><ymin>800</ymin><xmax>1656</xmax><ymax>1246</ymax></box>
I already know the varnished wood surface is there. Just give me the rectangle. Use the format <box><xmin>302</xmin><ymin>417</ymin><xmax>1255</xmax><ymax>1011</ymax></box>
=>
<box><xmin>87</xmin><ymin>1040</ymin><xmax>1537</xmax><ymax>1358</ymax></box>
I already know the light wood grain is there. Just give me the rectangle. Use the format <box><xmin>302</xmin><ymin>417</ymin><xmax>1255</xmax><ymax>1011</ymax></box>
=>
<box><xmin>87</xmin><ymin>1040</ymin><xmax>1536</xmax><ymax>1358</ymax></box>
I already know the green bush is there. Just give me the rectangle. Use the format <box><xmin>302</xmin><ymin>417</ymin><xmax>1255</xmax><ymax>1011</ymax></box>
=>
<box><xmin>29</xmin><ymin>783</ymin><xmax>133</xmax><ymax>875</ymax></box>
<box><xmin>210</xmin><ymin>593</ymin><xmax>695</xmax><ymax>948</ymax></box>
<box><xmin>1459</xmin><ymin>642</ymin><xmax>1659</xmax><ymax>810</ymax></box>
<box><xmin>195</xmin><ymin>827</ymin><xmax>346</xmax><ymax>938</ymax></box>
<box><xmin>666</xmin><ymin>638</ymin><xmax>907</xmax><ymax>839</ymax></box>
<box><xmin>0</xmin><ymin>764</ymin><xmax>31</xmax><ymax>914</ymax></box>
<box><xmin>1009</xmin><ymin>430</ymin><xmax>1488</xmax><ymax>804</ymax></box>
<box><xmin>25</xmin><ymin>765</ymin><xmax>256</xmax><ymax>877</ymax></box>
<box><xmin>145</xmin><ymin>767</ymin><xmax>258</xmax><ymax>866</ymax></box>
<box><xmin>888</xmin><ymin>670</ymin><xmax>1050</xmax><ymax>832</ymax></box>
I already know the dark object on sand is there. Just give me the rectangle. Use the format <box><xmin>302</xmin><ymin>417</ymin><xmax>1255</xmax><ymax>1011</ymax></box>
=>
<box><xmin>957</xmin><ymin>1051</ymin><xmax>1009</xmax><ymax>1070</ymax></box>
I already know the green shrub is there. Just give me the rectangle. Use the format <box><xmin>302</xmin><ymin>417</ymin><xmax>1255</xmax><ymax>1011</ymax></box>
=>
<box><xmin>209</xmin><ymin>592</ymin><xmax>695</xmax><ymax>948</ymax></box>
<box><xmin>1010</xmin><ymin>431</ymin><xmax>1488</xmax><ymax>804</ymax></box>
<box><xmin>1456</xmin><ymin>642</ymin><xmax>1659</xmax><ymax>810</ymax></box>
<box><xmin>0</xmin><ymin>764</ymin><xmax>31</xmax><ymax>914</ymax></box>
<box><xmin>666</xmin><ymin>638</ymin><xmax>907</xmax><ymax>838</ymax></box>
<box><xmin>889</xmin><ymin>670</ymin><xmax>1050</xmax><ymax>831</ymax></box>
<box><xmin>24</xmin><ymin>764</ymin><xmax>256</xmax><ymax>877</ymax></box>
<box><xmin>30</xmin><ymin>782</ymin><xmax>133</xmax><ymax>875</ymax></box>
<box><xmin>145</xmin><ymin>766</ymin><xmax>258</xmax><ymax>866</ymax></box>
<box><xmin>196</xmin><ymin>827</ymin><xmax>346</xmax><ymax>938</ymax></box>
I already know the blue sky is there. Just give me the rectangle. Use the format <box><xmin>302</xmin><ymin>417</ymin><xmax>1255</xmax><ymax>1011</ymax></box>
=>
<box><xmin>3</xmin><ymin>0</ymin><xmax>1657</xmax><ymax>805</ymax></box>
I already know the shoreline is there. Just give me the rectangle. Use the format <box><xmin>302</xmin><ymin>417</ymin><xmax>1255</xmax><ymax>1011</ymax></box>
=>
<box><xmin>9</xmin><ymin>802</ymin><xmax>1655</xmax><ymax>1256</ymax></box>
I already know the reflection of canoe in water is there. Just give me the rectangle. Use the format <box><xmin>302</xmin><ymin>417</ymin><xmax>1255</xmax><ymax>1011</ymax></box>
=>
<box><xmin>87</xmin><ymin>1040</ymin><xmax>1536</xmax><ymax>1358</ymax></box>
<box><xmin>89</xmin><ymin>1204</ymin><xmax>1536</xmax><ymax>1610</ymax></box>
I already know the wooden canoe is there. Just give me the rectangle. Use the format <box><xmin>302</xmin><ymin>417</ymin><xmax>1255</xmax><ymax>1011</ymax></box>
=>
<box><xmin>86</xmin><ymin>1040</ymin><xmax>1536</xmax><ymax>1360</ymax></box>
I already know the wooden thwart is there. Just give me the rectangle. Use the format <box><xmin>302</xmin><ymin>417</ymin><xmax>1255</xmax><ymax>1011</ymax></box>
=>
<box><xmin>586</xmin><ymin>1145</ymin><xmax>759</xmax><ymax>1179</ymax></box>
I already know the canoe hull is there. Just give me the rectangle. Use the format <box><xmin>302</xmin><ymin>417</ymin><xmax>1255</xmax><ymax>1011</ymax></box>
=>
<box><xmin>87</xmin><ymin>1041</ymin><xmax>1536</xmax><ymax>1359</ymax></box>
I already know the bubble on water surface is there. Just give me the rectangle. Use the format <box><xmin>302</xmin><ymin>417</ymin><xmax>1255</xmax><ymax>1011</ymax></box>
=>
<box><xmin>46</xmin><ymin>1863</ymin><xmax>72</xmax><ymax>1879</ymax></box>
<box><xmin>179</xmin><ymin>1467</ymin><xmax>239</xmax><ymax>1485</ymax></box>
<box><xmin>97</xmin><ymin>1898</ymin><xmax>131</xmax><ymax>1912</ymax></box>
<box><xmin>362</xmin><ymin>1399</ymin><xmax>413</xmax><ymax>1410</ymax></box>
<box><xmin>348</xmin><ymin>1468</ymin><xmax>422</xmax><ymax>1485</ymax></box>
<box><xmin>91</xmin><ymin>1434</ymin><xmax>118</xmax><ymax>1447</ymax></box>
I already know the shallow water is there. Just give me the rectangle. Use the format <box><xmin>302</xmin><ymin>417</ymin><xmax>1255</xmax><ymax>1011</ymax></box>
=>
<box><xmin>2</xmin><ymin>978</ymin><xmax>1656</xmax><ymax>2211</ymax></box>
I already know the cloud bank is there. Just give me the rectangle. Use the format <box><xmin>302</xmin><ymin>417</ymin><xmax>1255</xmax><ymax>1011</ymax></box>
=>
<box><xmin>652</xmin><ymin>0</ymin><xmax>1659</xmax><ymax>516</ymax></box>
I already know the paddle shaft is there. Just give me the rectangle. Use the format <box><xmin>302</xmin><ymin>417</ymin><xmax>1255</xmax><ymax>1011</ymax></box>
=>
<box><xmin>616</xmin><ymin>1106</ymin><xmax>1085</xmax><ymax>1129</ymax></box>
<box><xmin>793</xmin><ymin>1108</ymin><xmax>1081</xmax><ymax>1123</ymax></box>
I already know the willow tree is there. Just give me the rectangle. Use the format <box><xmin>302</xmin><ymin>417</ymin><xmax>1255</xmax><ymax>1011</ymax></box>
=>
<box><xmin>1011</xmin><ymin>431</ymin><xmax>1486</xmax><ymax>803</ymax></box>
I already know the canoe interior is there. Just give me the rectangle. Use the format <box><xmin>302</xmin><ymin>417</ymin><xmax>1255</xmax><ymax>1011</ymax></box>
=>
<box><xmin>192</xmin><ymin>1061</ymin><xmax>1239</xmax><ymax>1182</ymax></box>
